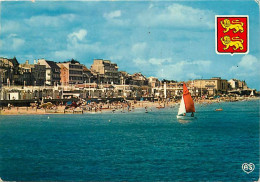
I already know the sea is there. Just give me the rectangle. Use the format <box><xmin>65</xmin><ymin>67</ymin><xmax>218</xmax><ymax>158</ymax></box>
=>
<box><xmin>0</xmin><ymin>100</ymin><xmax>259</xmax><ymax>181</ymax></box>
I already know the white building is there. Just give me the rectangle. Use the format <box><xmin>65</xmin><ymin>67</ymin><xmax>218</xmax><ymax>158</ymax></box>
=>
<box><xmin>38</xmin><ymin>59</ymin><xmax>60</xmax><ymax>86</ymax></box>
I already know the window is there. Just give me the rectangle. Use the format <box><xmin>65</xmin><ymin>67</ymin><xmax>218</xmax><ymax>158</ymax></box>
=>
<box><xmin>69</xmin><ymin>70</ymin><xmax>83</xmax><ymax>75</ymax></box>
<box><xmin>69</xmin><ymin>65</ymin><xmax>82</xmax><ymax>69</ymax></box>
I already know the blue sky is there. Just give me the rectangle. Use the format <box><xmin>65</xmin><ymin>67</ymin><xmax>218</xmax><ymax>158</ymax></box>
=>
<box><xmin>0</xmin><ymin>0</ymin><xmax>259</xmax><ymax>89</ymax></box>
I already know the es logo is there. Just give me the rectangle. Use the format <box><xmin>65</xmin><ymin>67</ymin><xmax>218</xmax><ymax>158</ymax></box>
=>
<box><xmin>242</xmin><ymin>163</ymin><xmax>255</xmax><ymax>174</ymax></box>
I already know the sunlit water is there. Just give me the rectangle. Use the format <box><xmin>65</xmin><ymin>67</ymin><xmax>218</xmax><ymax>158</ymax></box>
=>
<box><xmin>0</xmin><ymin>100</ymin><xmax>259</xmax><ymax>181</ymax></box>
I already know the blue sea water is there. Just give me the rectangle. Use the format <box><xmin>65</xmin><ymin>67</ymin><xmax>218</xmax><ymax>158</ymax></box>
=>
<box><xmin>0</xmin><ymin>100</ymin><xmax>259</xmax><ymax>181</ymax></box>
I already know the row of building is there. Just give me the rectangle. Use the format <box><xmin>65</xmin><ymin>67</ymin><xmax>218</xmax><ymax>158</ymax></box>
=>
<box><xmin>0</xmin><ymin>57</ymin><xmax>118</xmax><ymax>86</ymax></box>
<box><xmin>0</xmin><ymin>57</ymin><xmax>256</xmax><ymax>101</ymax></box>
<box><xmin>0</xmin><ymin>57</ymin><xmax>154</xmax><ymax>87</ymax></box>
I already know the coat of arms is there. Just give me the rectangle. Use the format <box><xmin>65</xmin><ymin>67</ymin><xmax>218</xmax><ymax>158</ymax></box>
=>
<box><xmin>216</xmin><ymin>15</ymin><xmax>249</xmax><ymax>54</ymax></box>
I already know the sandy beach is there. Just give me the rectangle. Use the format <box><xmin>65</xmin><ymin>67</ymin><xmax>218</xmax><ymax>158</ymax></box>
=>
<box><xmin>0</xmin><ymin>97</ymin><xmax>259</xmax><ymax>116</ymax></box>
<box><xmin>0</xmin><ymin>100</ymin><xmax>170</xmax><ymax>115</ymax></box>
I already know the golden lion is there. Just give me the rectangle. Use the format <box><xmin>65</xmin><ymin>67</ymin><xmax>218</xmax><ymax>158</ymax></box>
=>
<box><xmin>220</xmin><ymin>19</ymin><xmax>244</xmax><ymax>33</ymax></box>
<box><xmin>220</xmin><ymin>36</ymin><xmax>244</xmax><ymax>50</ymax></box>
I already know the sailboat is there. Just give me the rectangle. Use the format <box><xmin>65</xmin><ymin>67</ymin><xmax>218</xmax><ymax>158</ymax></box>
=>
<box><xmin>250</xmin><ymin>90</ymin><xmax>254</xmax><ymax>97</ymax></box>
<box><xmin>177</xmin><ymin>83</ymin><xmax>195</xmax><ymax>119</ymax></box>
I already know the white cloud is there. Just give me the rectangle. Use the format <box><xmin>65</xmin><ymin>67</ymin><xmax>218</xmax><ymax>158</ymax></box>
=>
<box><xmin>1</xmin><ymin>21</ymin><xmax>21</xmax><ymax>33</ymax></box>
<box><xmin>149</xmin><ymin>58</ymin><xmax>170</xmax><ymax>65</ymax></box>
<box><xmin>148</xmin><ymin>4</ymin><xmax>154</xmax><ymax>9</ymax></box>
<box><xmin>53</xmin><ymin>29</ymin><xmax>102</xmax><ymax>60</ymax></box>
<box><xmin>230</xmin><ymin>54</ymin><xmax>260</xmax><ymax>77</ymax></box>
<box><xmin>139</xmin><ymin>3</ymin><xmax>215</xmax><ymax>29</ymax></box>
<box><xmin>8</xmin><ymin>34</ymin><xmax>18</xmax><ymax>38</ymax></box>
<box><xmin>133</xmin><ymin>58</ymin><xmax>148</xmax><ymax>65</ymax></box>
<box><xmin>68</xmin><ymin>29</ymin><xmax>87</xmax><ymax>43</ymax></box>
<box><xmin>162</xmin><ymin>60</ymin><xmax>212</xmax><ymax>80</ymax></box>
<box><xmin>228</xmin><ymin>55</ymin><xmax>260</xmax><ymax>89</ymax></box>
<box><xmin>103</xmin><ymin>10</ymin><xmax>121</xmax><ymax>19</ymax></box>
<box><xmin>131</xmin><ymin>42</ymin><xmax>147</xmax><ymax>56</ymax></box>
<box><xmin>12</xmin><ymin>38</ymin><xmax>25</xmax><ymax>50</ymax></box>
<box><xmin>133</xmin><ymin>57</ymin><xmax>211</xmax><ymax>80</ymax></box>
<box><xmin>103</xmin><ymin>10</ymin><xmax>128</xmax><ymax>26</ymax></box>
<box><xmin>0</xmin><ymin>34</ymin><xmax>25</xmax><ymax>51</ymax></box>
<box><xmin>237</xmin><ymin>54</ymin><xmax>258</xmax><ymax>71</ymax></box>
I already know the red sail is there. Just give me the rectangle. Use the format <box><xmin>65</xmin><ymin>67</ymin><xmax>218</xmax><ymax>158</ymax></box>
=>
<box><xmin>183</xmin><ymin>83</ymin><xmax>195</xmax><ymax>113</ymax></box>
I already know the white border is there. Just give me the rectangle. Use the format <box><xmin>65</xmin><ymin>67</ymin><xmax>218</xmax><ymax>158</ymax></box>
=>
<box><xmin>215</xmin><ymin>15</ymin><xmax>249</xmax><ymax>55</ymax></box>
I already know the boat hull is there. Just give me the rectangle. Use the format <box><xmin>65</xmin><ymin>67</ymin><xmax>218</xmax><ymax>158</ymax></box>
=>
<box><xmin>215</xmin><ymin>108</ymin><xmax>223</xmax><ymax>111</ymax></box>
<box><xmin>176</xmin><ymin>115</ymin><xmax>196</xmax><ymax>120</ymax></box>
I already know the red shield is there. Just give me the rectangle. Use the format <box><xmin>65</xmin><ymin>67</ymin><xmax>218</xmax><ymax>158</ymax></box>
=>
<box><xmin>216</xmin><ymin>16</ymin><xmax>248</xmax><ymax>54</ymax></box>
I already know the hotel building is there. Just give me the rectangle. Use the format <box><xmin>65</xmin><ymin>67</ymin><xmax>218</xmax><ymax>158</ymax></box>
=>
<box><xmin>57</xmin><ymin>60</ymin><xmax>84</xmax><ymax>85</ymax></box>
<box><xmin>90</xmin><ymin>59</ymin><xmax>119</xmax><ymax>84</ymax></box>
